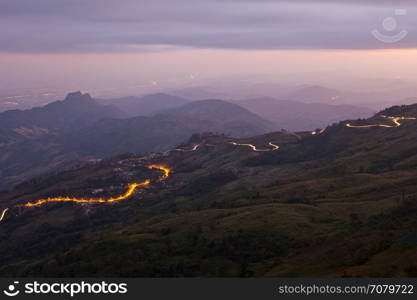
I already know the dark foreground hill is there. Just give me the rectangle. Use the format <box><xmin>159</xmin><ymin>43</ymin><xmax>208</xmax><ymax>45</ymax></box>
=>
<box><xmin>0</xmin><ymin>104</ymin><xmax>417</xmax><ymax>277</ymax></box>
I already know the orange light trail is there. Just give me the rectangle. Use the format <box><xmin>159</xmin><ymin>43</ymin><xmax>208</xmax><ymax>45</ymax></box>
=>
<box><xmin>148</xmin><ymin>164</ymin><xmax>171</xmax><ymax>179</ymax></box>
<box><xmin>346</xmin><ymin>115</ymin><xmax>416</xmax><ymax>129</ymax></box>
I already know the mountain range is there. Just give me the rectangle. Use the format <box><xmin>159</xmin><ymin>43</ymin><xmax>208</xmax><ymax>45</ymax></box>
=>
<box><xmin>0</xmin><ymin>92</ymin><xmax>274</xmax><ymax>190</ymax></box>
<box><xmin>1</xmin><ymin>102</ymin><xmax>417</xmax><ymax>277</ymax></box>
<box><xmin>99</xmin><ymin>93</ymin><xmax>190</xmax><ymax>117</ymax></box>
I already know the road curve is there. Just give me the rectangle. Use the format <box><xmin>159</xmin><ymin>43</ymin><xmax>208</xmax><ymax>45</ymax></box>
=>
<box><xmin>230</xmin><ymin>141</ymin><xmax>280</xmax><ymax>152</ymax></box>
<box><xmin>0</xmin><ymin>165</ymin><xmax>171</xmax><ymax>220</ymax></box>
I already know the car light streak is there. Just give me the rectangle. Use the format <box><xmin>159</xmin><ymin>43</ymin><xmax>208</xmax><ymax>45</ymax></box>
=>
<box><xmin>346</xmin><ymin>115</ymin><xmax>416</xmax><ymax>128</ymax></box>
<box><xmin>22</xmin><ymin>180</ymin><xmax>151</xmax><ymax>207</ymax></box>
<box><xmin>148</xmin><ymin>164</ymin><xmax>171</xmax><ymax>179</ymax></box>
<box><xmin>230</xmin><ymin>141</ymin><xmax>280</xmax><ymax>152</ymax></box>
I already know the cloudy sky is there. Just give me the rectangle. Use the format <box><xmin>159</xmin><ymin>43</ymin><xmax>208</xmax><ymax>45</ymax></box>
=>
<box><xmin>1</xmin><ymin>0</ymin><xmax>417</xmax><ymax>96</ymax></box>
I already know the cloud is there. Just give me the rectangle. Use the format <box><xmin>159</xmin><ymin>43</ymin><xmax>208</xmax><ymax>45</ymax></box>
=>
<box><xmin>0</xmin><ymin>0</ymin><xmax>416</xmax><ymax>53</ymax></box>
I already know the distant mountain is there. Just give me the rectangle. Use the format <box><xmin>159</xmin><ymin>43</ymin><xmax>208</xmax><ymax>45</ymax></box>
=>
<box><xmin>237</xmin><ymin>97</ymin><xmax>374</xmax><ymax>131</ymax></box>
<box><xmin>159</xmin><ymin>99</ymin><xmax>276</xmax><ymax>137</ymax></box>
<box><xmin>167</xmin><ymin>87</ymin><xmax>233</xmax><ymax>100</ymax></box>
<box><xmin>100</xmin><ymin>93</ymin><xmax>190</xmax><ymax>117</ymax></box>
<box><xmin>0</xmin><ymin>91</ymin><xmax>124</xmax><ymax>140</ymax></box>
<box><xmin>57</xmin><ymin>99</ymin><xmax>276</xmax><ymax>158</ymax></box>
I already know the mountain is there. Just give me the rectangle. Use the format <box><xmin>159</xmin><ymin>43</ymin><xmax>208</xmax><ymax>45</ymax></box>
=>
<box><xmin>167</xmin><ymin>87</ymin><xmax>233</xmax><ymax>100</ymax></box>
<box><xmin>0</xmin><ymin>96</ymin><xmax>276</xmax><ymax>190</ymax></box>
<box><xmin>237</xmin><ymin>97</ymin><xmax>374</xmax><ymax>131</ymax></box>
<box><xmin>284</xmin><ymin>85</ymin><xmax>342</xmax><ymax>104</ymax></box>
<box><xmin>0</xmin><ymin>92</ymin><xmax>124</xmax><ymax>135</ymax></box>
<box><xmin>100</xmin><ymin>93</ymin><xmax>190</xmax><ymax>117</ymax></box>
<box><xmin>1</xmin><ymin>103</ymin><xmax>417</xmax><ymax>277</ymax></box>
<box><xmin>159</xmin><ymin>99</ymin><xmax>276</xmax><ymax>137</ymax></box>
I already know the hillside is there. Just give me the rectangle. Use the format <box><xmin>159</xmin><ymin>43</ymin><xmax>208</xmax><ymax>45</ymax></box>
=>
<box><xmin>285</xmin><ymin>85</ymin><xmax>342</xmax><ymax>104</ymax></box>
<box><xmin>237</xmin><ymin>97</ymin><xmax>373</xmax><ymax>131</ymax></box>
<box><xmin>0</xmin><ymin>92</ymin><xmax>125</xmax><ymax>138</ymax></box>
<box><xmin>0</xmin><ymin>92</ymin><xmax>126</xmax><ymax>190</ymax></box>
<box><xmin>0</xmin><ymin>104</ymin><xmax>417</xmax><ymax>277</ymax></box>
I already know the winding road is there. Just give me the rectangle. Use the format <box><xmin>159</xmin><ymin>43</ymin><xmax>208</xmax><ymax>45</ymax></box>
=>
<box><xmin>0</xmin><ymin>165</ymin><xmax>171</xmax><ymax>222</ymax></box>
<box><xmin>0</xmin><ymin>208</ymin><xmax>8</xmax><ymax>222</ymax></box>
<box><xmin>23</xmin><ymin>180</ymin><xmax>151</xmax><ymax>208</ymax></box>
<box><xmin>311</xmin><ymin>128</ymin><xmax>325</xmax><ymax>135</ymax></box>
<box><xmin>346</xmin><ymin>115</ymin><xmax>416</xmax><ymax>129</ymax></box>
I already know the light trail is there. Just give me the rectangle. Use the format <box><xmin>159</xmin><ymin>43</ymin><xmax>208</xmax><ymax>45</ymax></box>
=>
<box><xmin>22</xmin><ymin>181</ymin><xmax>151</xmax><ymax>208</ymax></box>
<box><xmin>230</xmin><ymin>141</ymin><xmax>280</xmax><ymax>152</ymax></box>
<box><xmin>346</xmin><ymin>115</ymin><xmax>416</xmax><ymax>129</ymax></box>
<box><xmin>345</xmin><ymin>123</ymin><xmax>393</xmax><ymax>128</ymax></box>
<box><xmin>0</xmin><ymin>208</ymin><xmax>9</xmax><ymax>222</ymax></box>
<box><xmin>311</xmin><ymin>128</ymin><xmax>326</xmax><ymax>135</ymax></box>
<box><xmin>174</xmin><ymin>144</ymin><xmax>199</xmax><ymax>152</ymax></box>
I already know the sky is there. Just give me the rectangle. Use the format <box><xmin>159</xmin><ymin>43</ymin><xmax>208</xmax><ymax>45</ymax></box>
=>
<box><xmin>1</xmin><ymin>0</ymin><xmax>417</xmax><ymax>99</ymax></box>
